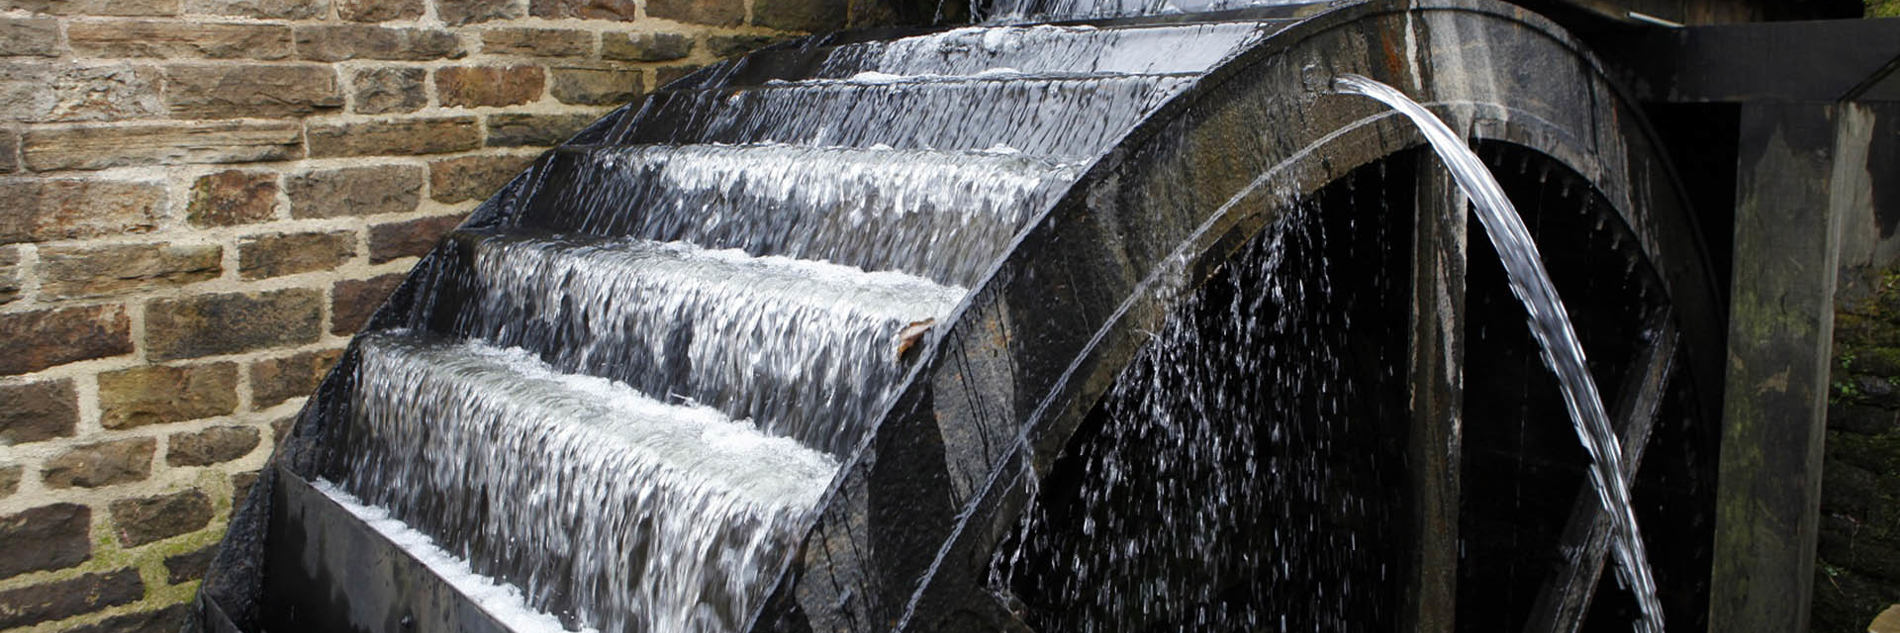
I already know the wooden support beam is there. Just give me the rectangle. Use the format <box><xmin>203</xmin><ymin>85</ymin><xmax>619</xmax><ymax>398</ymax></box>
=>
<box><xmin>1523</xmin><ymin>308</ymin><xmax>1679</xmax><ymax>633</ymax></box>
<box><xmin>1708</xmin><ymin>102</ymin><xmax>1849</xmax><ymax>633</ymax></box>
<box><xmin>1404</xmin><ymin>153</ymin><xmax>1466</xmax><ymax>633</ymax></box>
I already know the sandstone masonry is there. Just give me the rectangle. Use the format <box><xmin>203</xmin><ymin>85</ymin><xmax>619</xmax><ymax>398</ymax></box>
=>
<box><xmin>0</xmin><ymin>0</ymin><xmax>851</xmax><ymax>628</ymax></box>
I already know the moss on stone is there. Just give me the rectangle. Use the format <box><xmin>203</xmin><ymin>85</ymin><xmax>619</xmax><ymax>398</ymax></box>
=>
<box><xmin>1816</xmin><ymin>262</ymin><xmax>1900</xmax><ymax>631</ymax></box>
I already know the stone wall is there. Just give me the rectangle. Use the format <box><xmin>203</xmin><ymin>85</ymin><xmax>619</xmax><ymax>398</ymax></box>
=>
<box><xmin>0</xmin><ymin>0</ymin><xmax>848</xmax><ymax>629</ymax></box>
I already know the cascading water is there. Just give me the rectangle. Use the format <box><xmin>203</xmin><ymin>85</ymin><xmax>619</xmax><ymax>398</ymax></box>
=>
<box><xmin>1333</xmin><ymin>74</ymin><xmax>1665</xmax><ymax>632</ymax></box>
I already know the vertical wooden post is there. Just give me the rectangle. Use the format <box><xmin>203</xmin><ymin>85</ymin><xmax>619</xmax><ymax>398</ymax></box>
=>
<box><xmin>1405</xmin><ymin>153</ymin><xmax>1465</xmax><ymax>633</ymax></box>
<box><xmin>1708</xmin><ymin>103</ymin><xmax>1845</xmax><ymax>633</ymax></box>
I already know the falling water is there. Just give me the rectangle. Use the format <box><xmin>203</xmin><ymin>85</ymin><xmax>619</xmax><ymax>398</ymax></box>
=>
<box><xmin>1333</xmin><ymin>74</ymin><xmax>1665</xmax><ymax>632</ymax></box>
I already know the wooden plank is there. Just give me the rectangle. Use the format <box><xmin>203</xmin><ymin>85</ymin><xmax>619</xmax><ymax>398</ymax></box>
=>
<box><xmin>1708</xmin><ymin>102</ymin><xmax>1846</xmax><ymax>633</ymax></box>
<box><xmin>1403</xmin><ymin>152</ymin><xmax>1466</xmax><ymax>633</ymax></box>
<box><xmin>1523</xmin><ymin>308</ymin><xmax>1679</xmax><ymax>633</ymax></box>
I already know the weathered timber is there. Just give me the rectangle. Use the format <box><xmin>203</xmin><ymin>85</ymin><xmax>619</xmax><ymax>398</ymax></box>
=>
<box><xmin>1406</xmin><ymin>151</ymin><xmax>1466</xmax><ymax>633</ymax></box>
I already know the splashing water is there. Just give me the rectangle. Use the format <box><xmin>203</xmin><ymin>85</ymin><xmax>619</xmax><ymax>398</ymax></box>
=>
<box><xmin>1332</xmin><ymin>74</ymin><xmax>1664</xmax><ymax>632</ymax></box>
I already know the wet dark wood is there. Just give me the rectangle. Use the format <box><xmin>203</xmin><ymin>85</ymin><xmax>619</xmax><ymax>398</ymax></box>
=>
<box><xmin>1523</xmin><ymin>308</ymin><xmax>1677</xmax><ymax>633</ymax></box>
<box><xmin>1708</xmin><ymin>103</ymin><xmax>1843</xmax><ymax>633</ymax></box>
<box><xmin>1405</xmin><ymin>154</ymin><xmax>1465</xmax><ymax>633</ymax></box>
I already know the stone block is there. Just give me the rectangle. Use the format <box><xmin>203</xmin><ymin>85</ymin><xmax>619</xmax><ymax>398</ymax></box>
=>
<box><xmin>706</xmin><ymin>33</ymin><xmax>776</xmax><ymax>59</ymax></box>
<box><xmin>369</xmin><ymin>213</ymin><xmax>462</xmax><ymax>263</ymax></box>
<box><xmin>163</xmin><ymin>63</ymin><xmax>342</xmax><ymax>119</ymax></box>
<box><xmin>429</xmin><ymin>153</ymin><xmax>532</xmax><ymax>203</ymax></box>
<box><xmin>331</xmin><ymin>273</ymin><xmax>403</xmax><ymax>335</ymax></box>
<box><xmin>66</xmin><ymin>605</ymin><xmax>191</xmax><ymax>633</ymax></box>
<box><xmin>68</xmin><ymin>21</ymin><xmax>291</xmax><ymax>59</ymax></box>
<box><xmin>306</xmin><ymin>116</ymin><xmax>480</xmax><ymax>157</ymax></box>
<box><xmin>109</xmin><ymin>489</ymin><xmax>212</xmax><ymax>546</ymax></box>
<box><xmin>0</xmin><ymin>246</ymin><xmax>14</xmax><ymax>304</ymax></box>
<box><xmin>0</xmin><ymin>379</ymin><xmax>78</xmax><ymax>445</ymax></box>
<box><xmin>146</xmin><ymin>289</ymin><xmax>322</xmax><ymax>361</ymax></box>
<box><xmin>163</xmin><ymin>546</ymin><xmax>215</xmax><ymax>584</ymax></box>
<box><xmin>754</xmin><ymin>0</ymin><xmax>846</xmax><ymax>32</ymax></box>
<box><xmin>647</xmin><ymin>0</ymin><xmax>742</xmax><ymax>26</ymax></box>
<box><xmin>98</xmin><ymin>362</ymin><xmax>239</xmax><ymax>429</ymax></box>
<box><xmin>485</xmin><ymin>111</ymin><xmax>594</xmax><ymax>147</ymax></box>
<box><xmin>0</xmin><ymin>17</ymin><xmax>59</xmax><ymax>57</ymax></box>
<box><xmin>436</xmin><ymin>0</ymin><xmax>522</xmax><ymax>25</ymax></box>
<box><xmin>600</xmin><ymin>32</ymin><xmax>690</xmax><ymax>62</ymax></box>
<box><xmin>184</xmin><ymin>0</ymin><xmax>326</xmax><ymax>19</ymax></box>
<box><xmin>37</xmin><ymin>242</ymin><xmax>221</xmax><ymax>300</ymax></box>
<box><xmin>239</xmin><ymin>230</ymin><xmax>355</xmax><ymax>279</ymax></box>
<box><xmin>230</xmin><ymin>470</ymin><xmax>259</xmax><ymax>510</ymax></box>
<box><xmin>481</xmin><ymin>27</ymin><xmax>592</xmax><ymax>57</ymax></box>
<box><xmin>0</xmin><ymin>305</ymin><xmax>133</xmax><ymax>375</ymax></box>
<box><xmin>249</xmin><ymin>347</ymin><xmax>343</xmax><ymax>408</ymax></box>
<box><xmin>294</xmin><ymin>25</ymin><xmax>463</xmax><ymax>62</ymax></box>
<box><xmin>437</xmin><ymin>64</ymin><xmax>545</xmax><ymax>108</ymax></box>
<box><xmin>349</xmin><ymin>66</ymin><xmax>426</xmax><ymax>115</ymax></box>
<box><xmin>550</xmin><ymin>66</ymin><xmax>642</xmax><ymax>105</ymax></box>
<box><xmin>44</xmin><ymin>63</ymin><xmax>166</xmax><ymax>123</ymax></box>
<box><xmin>186</xmin><ymin>169</ymin><xmax>277</xmax><ymax>227</ymax></box>
<box><xmin>0</xmin><ymin>569</ymin><xmax>141</xmax><ymax>628</ymax></box>
<box><xmin>0</xmin><ymin>504</ymin><xmax>89</xmax><ymax>579</ymax></box>
<box><xmin>22</xmin><ymin>120</ymin><xmax>302</xmax><ymax>171</ymax></box>
<box><xmin>0</xmin><ymin>178</ymin><xmax>163</xmax><ymax>243</ymax></box>
<box><xmin>3</xmin><ymin>0</ymin><xmax>178</xmax><ymax>15</ymax></box>
<box><xmin>0</xmin><ymin>466</ymin><xmax>16</xmax><ymax>497</ymax></box>
<box><xmin>42</xmin><ymin>438</ymin><xmax>154</xmax><ymax>489</ymax></box>
<box><xmin>0</xmin><ymin>128</ymin><xmax>17</xmax><ymax>173</ymax></box>
<box><xmin>529</xmin><ymin>0</ymin><xmax>637</xmax><ymax>20</ymax></box>
<box><xmin>285</xmin><ymin>164</ymin><xmax>424</xmax><ymax>218</ymax></box>
<box><xmin>0</xmin><ymin>61</ymin><xmax>54</xmax><ymax>120</ymax></box>
<box><xmin>337</xmin><ymin>0</ymin><xmax>421</xmax><ymax>21</ymax></box>
<box><xmin>655</xmin><ymin>64</ymin><xmax>704</xmax><ymax>87</ymax></box>
<box><xmin>167</xmin><ymin>425</ymin><xmax>261</xmax><ymax>467</ymax></box>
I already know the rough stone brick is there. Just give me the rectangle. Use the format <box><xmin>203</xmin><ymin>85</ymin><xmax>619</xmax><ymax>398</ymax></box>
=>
<box><xmin>601</xmin><ymin>32</ymin><xmax>691</xmax><ymax>62</ymax></box>
<box><xmin>37</xmin><ymin>242</ymin><xmax>222</xmax><ymax>300</ymax></box>
<box><xmin>184</xmin><ymin>0</ymin><xmax>325</xmax><ymax>19</ymax></box>
<box><xmin>269</xmin><ymin>415</ymin><xmax>292</xmax><ymax>443</ymax></box>
<box><xmin>163</xmin><ymin>546</ymin><xmax>215</xmax><ymax>584</ymax></box>
<box><xmin>0</xmin><ymin>466</ymin><xmax>17</xmax><ymax>497</ymax></box>
<box><xmin>706</xmin><ymin>34</ymin><xmax>776</xmax><ymax>59</ymax></box>
<box><xmin>437</xmin><ymin>65</ymin><xmax>545</xmax><ymax>108</ymax></box>
<box><xmin>0</xmin><ymin>569</ymin><xmax>140</xmax><ymax>628</ymax></box>
<box><xmin>436</xmin><ymin>0</ymin><xmax>522</xmax><ymax>25</ymax></box>
<box><xmin>349</xmin><ymin>66</ymin><xmax>426</xmax><ymax>115</ymax></box>
<box><xmin>0</xmin><ymin>305</ymin><xmax>133</xmax><ymax>375</ymax></box>
<box><xmin>0</xmin><ymin>504</ymin><xmax>89</xmax><ymax>579</ymax></box>
<box><xmin>306</xmin><ymin>116</ymin><xmax>480</xmax><ymax>157</ymax></box>
<box><xmin>0</xmin><ymin>246</ymin><xmax>17</xmax><ymax>304</ymax></box>
<box><xmin>22</xmin><ymin>120</ymin><xmax>302</xmax><ymax>171</ymax></box>
<box><xmin>655</xmin><ymin>64</ymin><xmax>704</xmax><ymax>87</ymax></box>
<box><xmin>369</xmin><ymin>214</ymin><xmax>462</xmax><ymax>263</ymax></box>
<box><xmin>331</xmin><ymin>273</ymin><xmax>403</xmax><ymax>335</ymax></box>
<box><xmin>481</xmin><ymin>27</ymin><xmax>592</xmax><ymax>57</ymax></box>
<box><xmin>98</xmin><ymin>362</ymin><xmax>239</xmax><ymax>429</ymax></box>
<box><xmin>166</xmin><ymin>425</ymin><xmax>261</xmax><ymax>467</ymax></box>
<box><xmin>186</xmin><ymin>169</ymin><xmax>277</xmax><ymax>227</ymax></box>
<box><xmin>230</xmin><ymin>470</ymin><xmax>260</xmax><ymax>509</ymax></box>
<box><xmin>0</xmin><ymin>179</ymin><xmax>163</xmax><ymax>243</ymax></box>
<box><xmin>529</xmin><ymin>0</ymin><xmax>637</xmax><ymax>20</ymax></box>
<box><xmin>0</xmin><ymin>61</ymin><xmax>55</xmax><ymax>120</ymax></box>
<box><xmin>65</xmin><ymin>605</ymin><xmax>191</xmax><ymax>633</ymax></box>
<box><xmin>337</xmin><ymin>0</ymin><xmax>421</xmax><ymax>21</ymax></box>
<box><xmin>146</xmin><ymin>289</ymin><xmax>322</xmax><ymax>361</ymax></box>
<box><xmin>550</xmin><ymin>66</ymin><xmax>642</xmax><ymax>105</ymax></box>
<box><xmin>0</xmin><ymin>17</ymin><xmax>59</xmax><ymax>57</ymax></box>
<box><xmin>239</xmin><ymin>230</ymin><xmax>354</xmax><ymax>279</ymax></box>
<box><xmin>109</xmin><ymin>489</ymin><xmax>211</xmax><ymax>546</ymax></box>
<box><xmin>294</xmin><ymin>25</ymin><xmax>463</xmax><ymax>62</ymax></box>
<box><xmin>0</xmin><ymin>379</ymin><xmax>78</xmax><ymax>445</ymax></box>
<box><xmin>3</xmin><ymin>0</ymin><xmax>178</xmax><ymax>16</ymax></box>
<box><xmin>42</xmin><ymin>438</ymin><xmax>154</xmax><ymax>489</ymax></box>
<box><xmin>43</xmin><ymin>63</ymin><xmax>166</xmax><ymax>123</ymax></box>
<box><xmin>285</xmin><ymin>164</ymin><xmax>424</xmax><ymax>218</ymax></box>
<box><xmin>753</xmin><ymin>0</ymin><xmax>845</xmax><ymax>32</ymax></box>
<box><xmin>163</xmin><ymin>63</ymin><xmax>342</xmax><ymax>119</ymax></box>
<box><xmin>0</xmin><ymin>128</ymin><xmax>16</xmax><ymax>173</ymax></box>
<box><xmin>68</xmin><ymin>21</ymin><xmax>291</xmax><ymax>59</ymax></box>
<box><xmin>250</xmin><ymin>348</ymin><xmax>343</xmax><ymax>408</ymax></box>
<box><xmin>429</xmin><ymin>153</ymin><xmax>532</xmax><ymax>203</ymax></box>
<box><xmin>485</xmin><ymin>112</ymin><xmax>594</xmax><ymax>147</ymax></box>
<box><xmin>647</xmin><ymin>0</ymin><xmax>743</xmax><ymax>26</ymax></box>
